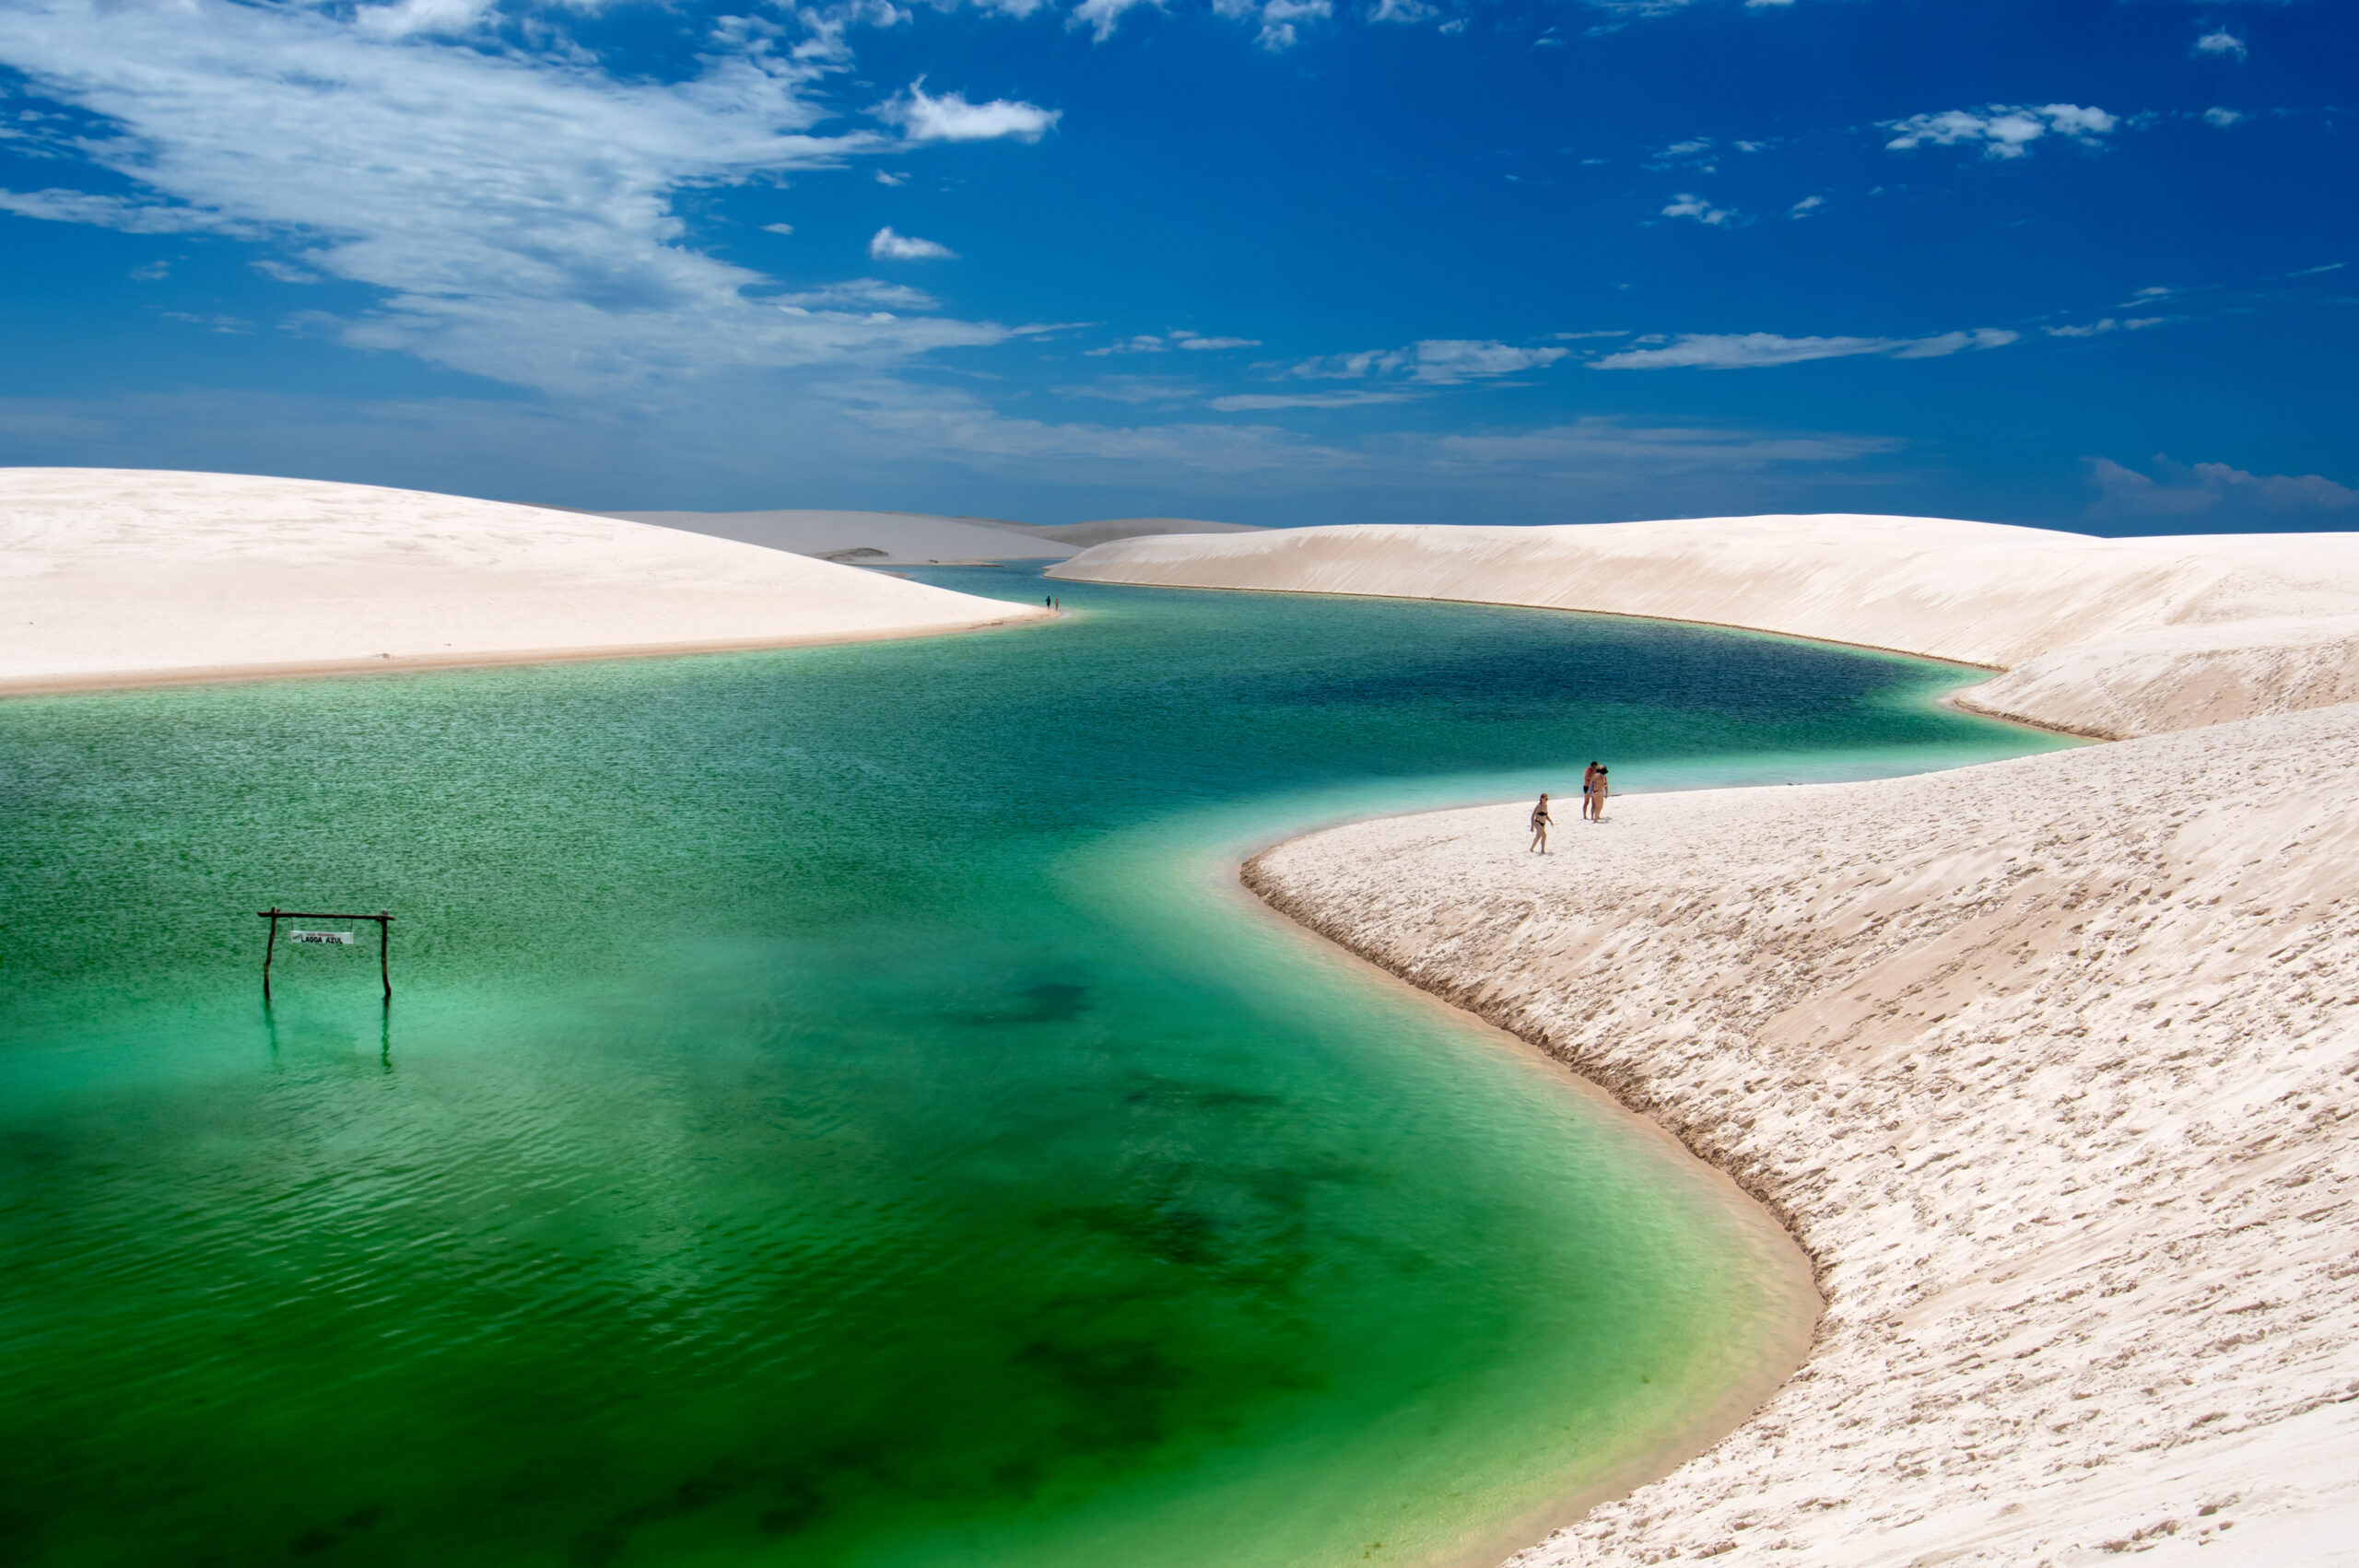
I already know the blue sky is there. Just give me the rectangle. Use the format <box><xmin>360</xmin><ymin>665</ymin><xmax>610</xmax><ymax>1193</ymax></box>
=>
<box><xmin>0</xmin><ymin>0</ymin><xmax>2351</xmax><ymax>530</ymax></box>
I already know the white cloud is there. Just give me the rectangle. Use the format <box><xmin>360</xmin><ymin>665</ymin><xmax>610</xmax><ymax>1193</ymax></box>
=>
<box><xmin>1287</xmin><ymin>347</ymin><xmax>1408</xmax><ymax>379</ymax></box>
<box><xmin>1407</xmin><ymin>339</ymin><xmax>1569</xmax><ymax>381</ymax></box>
<box><xmin>2087</xmin><ymin>456</ymin><xmax>2359</xmax><ymax>521</ymax></box>
<box><xmin>352</xmin><ymin>0</ymin><xmax>496</xmax><ymax>40</ymax></box>
<box><xmin>1210</xmin><ymin>389</ymin><xmax>1425</xmax><ymax>411</ymax></box>
<box><xmin>876</xmin><ymin>79</ymin><xmax>1061</xmax><ymax>144</ymax></box>
<box><xmin>1661</xmin><ymin>192</ymin><xmax>1736</xmax><ymax>226</ymax></box>
<box><xmin>2194</xmin><ymin>29</ymin><xmax>2248</xmax><ymax>61</ymax></box>
<box><xmin>1591</xmin><ymin>327</ymin><xmax>2017</xmax><ymax>369</ymax></box>
<box><xmin>130</xmin><ymin>260</ymin><xmax>170</xmax><ymax>281</ymax></box>
<box><xmin>1284</xmin><ymin>339</ymin><xmax>1568</xmax><ymax>385</ymax></box>
<box><xmin>2202</xmin><ymin>107</ymin><xmax>2244</xmax><ymax>128</ymax></box>
<box><xmin>252</xmin><ymin>258</ymin><xmax>323</xmax><ymax>284</ymax></box>
<box><xmin>1256</xmin><ymin>0</ymin><xmax>1332</xmax><ymax>50</ymax></box>
<box><xmin>1883</xmin><ymin>103</ymin><xmax>2118</xmax><ymax>159</ymax></box>
<box><xmin>771</xmin><ymin>278</ymin><xmax>940</xmax><ymax>311</ymax></box>
<box><xmin>1053</xmin><ymin>376</ymin><xmax>1204</xmax><ymax>404</ymax></box>
<box><xmin>0</xmin><ymin>186</ymin><xmax>254</xmax><ymax>235</ymax></box>
<box><xmin>1089</xmin><ymin>329</ymin><xmax>1262</xmax><ymax>357</ymax></box>
<box><xmin>1789</xmin><ymin>194</ymin><xmax>1825</xmax><ymax>218</ymax></box>
<box><xmin>1086</xmin><ymin>329</ymin><xmax>1261</xmax><ymax>357</ymax></box>
<box><xmin>1367</xmin><ymin>0</ymin><xmax>1436</xmax><ymax>21</ymax></box>
<box><xmin>869</xmin><ymin>226</ymin><xmax>957</xmax><ymax>260</ymax></box>
<box><xmin>875</xmin><ymin>170</ymin><xmax>908</xmax><ymax>186</ymax></box>
<box><xmin>762</xmin><ymin>221</ymin><xmax>796</xmax><ymax>234</ymax></box>
<box><xmin>162</xmin><ymin>310</ymin><xmax>253</xmax><ymax>333</ymax></box>
<box><xmin>839</xmin><ymin>378</ymin><xmax>1358</xmax><ymax>474</ymax></box>
<box><xmin>2044</xmin><ymin>316</ymin><xmax>2164</xmax><ymax>338</ymax></box>
<box><xmin>1418</xmin><ymin>417</ymin><xmax>1901</xmax><ymax>476</ymax></box>
<box><xmin>0</xmin><ymin>0</ymin><xmax>1043</xmax><ymax>395</ymax></box>
<box><xmin>1069</xmin><ymin>0</ymin><xmax>1162</xmax><ymax>41</ymax></box>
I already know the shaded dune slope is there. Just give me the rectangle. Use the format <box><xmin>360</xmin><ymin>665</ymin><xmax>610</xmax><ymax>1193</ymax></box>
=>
<box><xmin>1251</xmin><ymin>710</ymin><xmax>2359</xmax><ymax>1566</ymax></box>
<box><xmin>3</xmin><ymin>469</ymin><xmax>1043</xmax><ymax>694</ymax></box>
<box><xmin>1050</xmin><ymin>516</ymin><xmax>2359</xmax><ymax>739</ymax></box>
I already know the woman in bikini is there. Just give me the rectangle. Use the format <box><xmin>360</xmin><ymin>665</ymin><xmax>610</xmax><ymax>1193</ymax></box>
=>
<box><xmin>1590</xmin><ymin>766</ymin><xmax>1609</xmax><ymax>821</ymax></box>
<box><xmin>1529</xmin><ymin>792</ymin><xmax>1555</xmax><ymax>854</ymax></box>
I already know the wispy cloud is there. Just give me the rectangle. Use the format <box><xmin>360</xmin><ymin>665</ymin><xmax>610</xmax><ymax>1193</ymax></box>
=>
<box><xmin>2087</xmin><ymin>455</ymin><xmax>2359</xmax><ymax>521</ymax></box>
<box><xmin>2193</xmin><ymin>29</ymin><xmax>2247</xmax><ymax>61</ymax></box>
<box><xmin>0</xmin><ymin>0</ymin><xmax>1063</xmax><ymax>396</ymax></box>
<box><xmin>1052</xmin><ymin>375</ymin><xmax>1205</xmax><ymax>404</ymax></box>
<box><xmin>1416</xmin><ymin>416</ymin><xmax>1901</xmax><ymax>478</ymax></box>
<box><xmin>1069</xmin><ymin>0</ymin><xmax>1161</xmax><ymax>42</ymax></box>
<box><xmin>1209</xmin><ymin>389</ymin><xmax>1424</xmax><ymax>411</ymax></box>
<box><xmin>1661</xmin><ymin>192</ymin><xmax>1737</xmax><ymax>225</ymax></box>
<box><xmin>870</xmin><ymin>226</ymin><xmax>958</xmax><ymax>260</ymax></box>
<box><xmin>772</xmin><ymin>278</ymin><xmax>941</xmax><ymax>311</ymax></box>
<box><xmin>0</xmin><ymin>186</ymin><xmax>256</xmax><ymax>235</ymax></box>
<box><xmin>1253</xmin><ymin>0</ymin><xmax>1334</xmax><ymax>52</ymax></box>
<box><xmin>1591</xmin><ymin>327</ymin><xmax>2018</xmax><ymax>369</ymax></box>
<box><xmin>1883</xmin><ymin>103</ymin><xmax>2118</xmax><ymax>159</ymax></box>
<box><xmin>2044</xmin><ymin>316</ymin><xmax>2164</xmax><ymax>338</ymax></box>
<box><xmin>1284</xmin><ymin>339</ymin><xmax>1569</xmax><ymax>384</ymax></box>
<box><xmin>876</xmin><ymin>79</ymin><xmax>1062</xmax><ymax>144</ymax></box>
<box><xmin>1086</xmin><ymin>329</ymin><xmax>1262</xmax><ymax>356</ymax></box>
<box><xmin>2202</xmin><ymin>107</ymin><xmax>2245</xmax><ymax>128</ymax></box>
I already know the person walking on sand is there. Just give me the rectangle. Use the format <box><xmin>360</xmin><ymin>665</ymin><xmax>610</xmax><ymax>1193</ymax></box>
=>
<box><xmin>1581</xmin><ymin>761</ymin><xmax>1602</xmax><ymax>821</ymax></box>
<box><xmin>1529</xmin><ymin>792</ymin><xmax>1555</xmax><ymax>854</ymax></box>
<box><xmin>1590</xmin><ymin>766</ymin><xmax>1609</xmax><ymax>822</ymax></box>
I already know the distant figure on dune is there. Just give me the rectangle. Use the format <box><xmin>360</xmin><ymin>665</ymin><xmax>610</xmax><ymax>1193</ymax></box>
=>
<box><xmin>1590</xmin><ymin>766</ymin><xmax>1609</xmax><ymax>822</ymax></box>
<box><xmin>1530</xmin><ymin>792</ymin><xmax>1555</xmax><ymax>854</ymax></box>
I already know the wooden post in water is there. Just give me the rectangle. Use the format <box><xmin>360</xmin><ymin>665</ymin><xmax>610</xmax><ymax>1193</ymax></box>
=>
<box><xmin>258</xmin><ymin>908</ymin><xmax>395</xmax><ymax>1003</ymax></box>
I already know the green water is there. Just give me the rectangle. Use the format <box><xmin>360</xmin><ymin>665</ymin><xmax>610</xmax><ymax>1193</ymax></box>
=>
<box><xmin>0</xmin><ymin>572</ymin><xmax>2070</xmax><ymax>1568</ymax></box>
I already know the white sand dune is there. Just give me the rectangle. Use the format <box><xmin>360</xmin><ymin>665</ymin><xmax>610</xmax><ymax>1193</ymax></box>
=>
<box><xmin>2</xmin><ymin>469</ymin><xmax>1046</xmax><ymax>695</ymax></box>
<box><xmin>1250</xmin><ymin>709</ymin><xmax>2359</xmax><ymax>1567</ymax></box>
<box><xmin>603</xmin><ymin>508</ymin><xmax>1081</xmax><ymax>565</ymax></box>
<box><xmin>1008</xmin><ymin>517</ymin><xmax>1265</xmax><ymax>549</ymax></box>
<box><xmin>606</xmin><ymin>508</ymin><xmax>1262</xmax><ymax>562</ymax></box>
<box><xmin>1050</xmin><ymin>516</ymin><xmax>2359</xmax><ymax>738</ymax></box>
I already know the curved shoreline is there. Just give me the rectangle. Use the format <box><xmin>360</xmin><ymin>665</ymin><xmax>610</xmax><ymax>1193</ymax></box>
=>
<box><xmin>0</xmin><ymin>610</ymin><xmax>1050</xmax><ymax>700</ymax></box>
<box><xmin>1049</xmin><ymin>516</ymin><xmax>2359</xmax><ymax>741</ymax></box>
<box><xmin>1241</xmin><ymin>709</ymin><xmax>2359</xmax><ymax>1566</ymax></box>
<box><xmin>1</xmin><ymin>468</ymin><xmax>1051</xmax><ymax>696</ymax></box>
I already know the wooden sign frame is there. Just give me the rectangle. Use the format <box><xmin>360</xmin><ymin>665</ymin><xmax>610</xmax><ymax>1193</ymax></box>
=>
<box><xmin>260</xmin><ymin>907</ymin><xmax>393</xmax><ymax>1004</ymax></box>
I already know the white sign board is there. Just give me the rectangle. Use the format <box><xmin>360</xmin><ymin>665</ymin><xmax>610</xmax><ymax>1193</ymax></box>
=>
<box><xmin>290</xmin><ymin>930</ymin><xmax>356</xmax><ymax>945</ymax></box>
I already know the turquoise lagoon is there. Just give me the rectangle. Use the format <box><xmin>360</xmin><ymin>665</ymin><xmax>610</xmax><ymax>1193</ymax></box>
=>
<box><xmin>0</xmin><ymin>570</ymin><xmax>2069</xmax><ymax>1567</ymax></box>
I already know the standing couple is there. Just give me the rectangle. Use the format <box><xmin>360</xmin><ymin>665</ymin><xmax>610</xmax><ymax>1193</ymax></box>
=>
<box><xmin>1527</xmin><ymin>762</ymin><xmax>1608</xmax><ymax>854</ymax></box>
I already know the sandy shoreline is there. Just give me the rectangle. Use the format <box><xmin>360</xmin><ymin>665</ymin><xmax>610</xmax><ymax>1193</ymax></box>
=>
<box><xmin>1245</xmin><ymin>708</ymin><xmax>2359</xmax><ymax>1566</ymax></box>
<box><xmin>1050</xmin><ymin>515</ymin><xmax>2359</xmax><ymax>740</ymax></box>
<box><xmin>2</xmin><ymin>469</ymin><xmax>1048</xmax><ymax>696</ymax></box>
<box><xmin>1050</xmin><ymin>516</ymin><xmax>2359</xmax><ymax>1560</ymax></box>
<box><xmin>0</xmin><ymin>615</ymin><xmax>1050</xmax><ymax>699</ymax></box>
